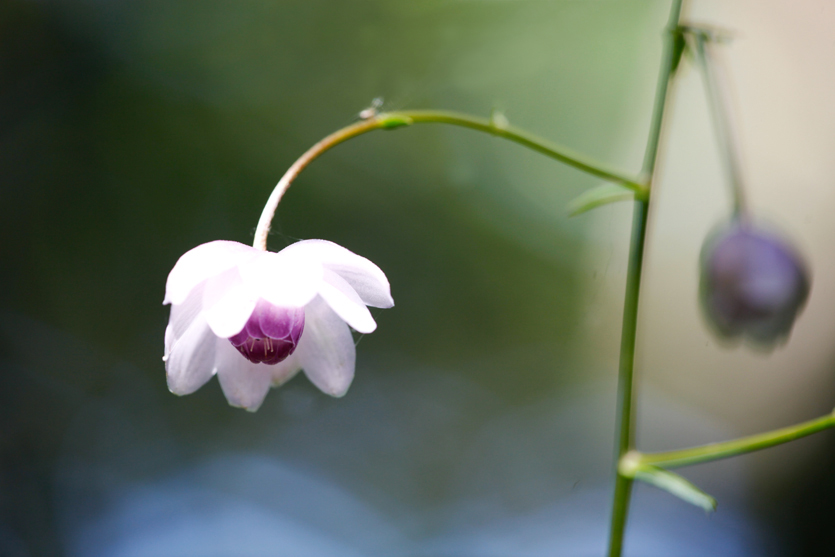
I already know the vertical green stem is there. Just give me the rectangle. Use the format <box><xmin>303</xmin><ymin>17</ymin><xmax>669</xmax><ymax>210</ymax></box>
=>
<box><xmin>607</xmin><ymin>202</ymin><xmax>648</xmax><ymax>557</ymax></box>
<box><xmin>606</xmin><ymin>0</ymin><xmax>684</xmax><ymax>555</ymax></box>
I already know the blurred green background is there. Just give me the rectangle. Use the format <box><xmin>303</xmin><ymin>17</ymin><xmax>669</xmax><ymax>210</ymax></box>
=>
<box><xmin>2</xmin><ymin>1</ymin><xmax>834</xmax><ymax>555</ymax></box>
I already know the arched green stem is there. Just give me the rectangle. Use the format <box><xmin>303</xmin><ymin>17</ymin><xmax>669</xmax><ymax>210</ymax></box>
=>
<box><xmin>253</xmin><ymin>118</ymin><xmax>380</xmax><ymax>251</ymax></box>
<box><xmin>252</xmin><ymin>110</ymin><xmax>646</xmax><ymax>250</ymax></box>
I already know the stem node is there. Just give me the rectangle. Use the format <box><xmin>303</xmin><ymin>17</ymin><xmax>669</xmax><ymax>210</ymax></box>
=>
<box><xmin>618</xmin><ymin>450</ymin><xmax>643</xmax><ymax>478</ymax></box>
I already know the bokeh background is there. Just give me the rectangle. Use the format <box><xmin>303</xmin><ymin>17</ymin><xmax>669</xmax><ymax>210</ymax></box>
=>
<box><xmin>2</xmin><ymin>0</ymin><xmax>834</xmax><ymax>555</ymax></box>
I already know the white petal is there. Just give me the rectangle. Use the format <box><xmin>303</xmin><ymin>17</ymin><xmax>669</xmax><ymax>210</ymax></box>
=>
<box><xmin>269</xmin><ymin>352</ymin><xmax>302</xmax><ymax>388</ymax></box>
<box><xmin>215</xmin><ymin>340</ymin><xmax>273</xmax><ymax>411</ymax></box>
<box><xmin>280</xmin><ymin>240</ymin><xmax>393</xmax><ymax>308</ymax></box>
<box><xmin>238</xmin><ymin>250</ymin><xmax>321</xmax><ymax>308</ymax></box>
<box><xmin>164</xmin><ymin>324</ymin><xmax>175</xmax><ymax>360</ymax></box>
<box><xmin>317</xmin><ymin>269</ymin><xmax>377</xmax><ymax>334</ymax></box>
<box><xmin>164</xmin><ymin>240</ymin><xmax>259</xmax><ymax>305</ymax></box>
<box><xmin>165</xmin><ymin>313</ymin><xmax>218</xmax><ymax>395</ymax></box>
<box><xmin>167</xmin><ymin>282</ymin><xmax>206</xmax><ymax>346</ymax></box>
<box><xmin>202</xmin><ymin>266</ymin><xmax>258</xmax><ymax>339</ymax></box>
<box><xmin>295</xmin><ymin>296</ymin><xmax>356</xmax><ymax>397</ymax></box>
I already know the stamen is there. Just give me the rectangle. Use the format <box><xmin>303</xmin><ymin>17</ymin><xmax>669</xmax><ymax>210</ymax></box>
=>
<box><xmin>229</xmin><ymin>301</ymin><xmax>305</xmax><ymax>364</ymax></box>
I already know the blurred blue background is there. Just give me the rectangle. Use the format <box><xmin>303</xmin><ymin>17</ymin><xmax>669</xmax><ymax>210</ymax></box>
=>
<box><xmin>2</xmin><ymin>1</ymin><xmax>835</xmax><ymax>555</ymax></box>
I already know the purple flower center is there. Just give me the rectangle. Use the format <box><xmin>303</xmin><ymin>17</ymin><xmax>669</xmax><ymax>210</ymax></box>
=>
<box><xmin>228</xmin><ymin>300</ymin><xmax>305</xmax><ymax>365</ymax></box>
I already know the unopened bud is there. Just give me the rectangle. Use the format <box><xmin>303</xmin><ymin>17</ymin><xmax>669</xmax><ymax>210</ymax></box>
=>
<box><xmin>700</xmin><ymin>222</ymin><xmax>810</xmax><ymax>345</ymax></box>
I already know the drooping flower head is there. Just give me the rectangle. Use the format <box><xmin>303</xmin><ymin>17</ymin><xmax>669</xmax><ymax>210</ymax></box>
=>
<box><xmin>163</xmin><ymin>239</ymin><xmax>393</xmax><ymax>411</ymax></box>
<box><xmin>699</xmin><ymin>221</ymin><xmax>810</xmax><ymax>345</ymax></box>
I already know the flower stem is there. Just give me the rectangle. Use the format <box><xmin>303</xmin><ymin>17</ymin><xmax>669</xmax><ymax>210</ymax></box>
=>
<box><xmin>253</xmin><ymin>110</ymin><xmax>646</xmax><ymax>250</ymax></box>
<box><xmin>607</xmin><ymin>0</ymin><xmax>684</xmax><ymax>555</ymax></box>
<box><xmin>689</xmin><ymin>29</ymin><xmax>748</xmax><ymax>217</ymax></box>
<box><xmin>637</xmin><ymin>410</ymin><xmax>835</xmax><ymax>469</ymax></box>
<box><xmin>253</xmin><ymin>118</ymin><xmax>382</xmax><ymax>251</ymax></box>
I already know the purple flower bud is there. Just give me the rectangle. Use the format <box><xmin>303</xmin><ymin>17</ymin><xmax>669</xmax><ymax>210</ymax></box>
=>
<box><xmin>700</xmin><ymin>222</ymin><xmax>810</xmax><ymax>345</ymax></box>
<box><xmin>228</xmin><ymin>300</ymin><xmax>305</xmax><ymax>364</ymax></box>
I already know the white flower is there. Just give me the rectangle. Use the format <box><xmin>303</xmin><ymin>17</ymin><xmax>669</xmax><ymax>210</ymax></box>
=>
<box><xmin>163</xmin><ymin>239</ymin><xmax>393</xmax><ymax>411</ymax></box>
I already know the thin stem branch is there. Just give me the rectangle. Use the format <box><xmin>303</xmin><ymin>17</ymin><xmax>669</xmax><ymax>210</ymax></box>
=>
<box><xmin>252</xmin><ymin>110</ymin><xmax>645</xmax><ymax>250</ymax></box>
<box><xmin>690</xmin><ymin>30</ymin><xmax>747</xmax><ymax>216</ymax></box>
<box><xmin>638</xmin><ymin>410</ymin><xmax>835</xmax><ymax>469</ymax></box>
<box><xmin>607</xmin><ymin>0</ymin><xmax>684</xmax><ymax>555</ymax></box>
<box><xmin>404</xmin><ymin>111</ymin><xmax>646</xmax><ymax>192</ymax></box>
